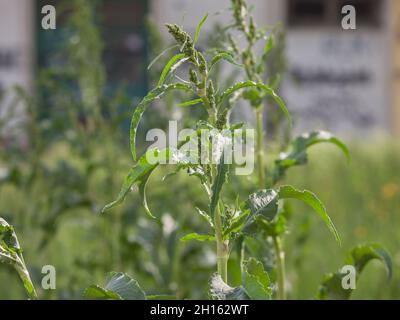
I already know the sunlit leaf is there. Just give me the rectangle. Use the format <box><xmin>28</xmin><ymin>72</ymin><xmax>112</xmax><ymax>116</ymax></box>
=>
<box><xmin>278</xmin><ymin>185</ymin><xmax>340</xmax><ymax>245</ymax></box>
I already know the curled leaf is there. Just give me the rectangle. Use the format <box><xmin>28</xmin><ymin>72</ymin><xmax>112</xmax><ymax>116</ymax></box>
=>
<box><xmin>194</xmin><ymin>14</ymin><xmax>208</xmax><ymax>44</ymax></box>
<box><xmin>273</xmin><ymin>130</ymin><xmax>350</xmax><ymax>183</ymax></box>
<box><xmin>219</xmin><ymin>81</ymin><xmax>291</xmax><ymax>125</ymax></box>
<box><xmin>278</xmin><ymin>185</ymin><xmax>341</xmax><ymax>245</ymax></box>
<box><xmin>130</xmin><ymin>83</ymin><xmax>192</xmax><ymax>161</ymax></box>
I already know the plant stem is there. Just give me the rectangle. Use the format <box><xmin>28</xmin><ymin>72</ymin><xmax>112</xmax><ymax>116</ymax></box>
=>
<box><xmin>255</xmin><ymin>106</ymin><xmax>265</xmax><ymax>188</ymax></box>
<box><xmin>214</xmin><ymin>206</ymin><xmax>229</xmax><ymax>283</ymax></box>
<box><xmin>16</xmin><ymin>261</ymin><xmax>38</xmax><ymax>300</ymax></box>
<box><xmin>272</xmin><ymin>235</ymin><xmax>286</xmax><ymax>299</ymax></box>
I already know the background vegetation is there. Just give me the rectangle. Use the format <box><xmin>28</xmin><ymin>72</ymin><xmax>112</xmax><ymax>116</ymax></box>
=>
<box><xmin>0</xmin><ymin>0</ymin><xmax>399</xmax><ymax>299</ymax></box>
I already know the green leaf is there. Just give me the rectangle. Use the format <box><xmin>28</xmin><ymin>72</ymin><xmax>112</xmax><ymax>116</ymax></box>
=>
<box><xmin>85</xmin><ymin>272</ymin><xmax>146</xmax><ymax>300</ymax></box>
<box><xmin>138</xmin><ymin>168</ymin><xmax>156</xmax><ymax>219</ymax></box>
<box><xmin>84</xmin><ymin>285</ymin><xmax>122</xmax><ymax>300</ymax></box>
<box><xmin>209</xmin><ymin>51</ymin><xmax>243</xmax><ymax>71</ymax></box>
<box><xmin>180</xmin><ymin>233</ymin><xmax>215</xmax><ymax>242</ymax></box>
<box><xmin>0</xmin><ymin>217</ymin><xmax>37</xmax><ymax>299</ymax></box>
<box><xmin>176</xmin><ymin>98</ymin><xmax>203</xmax><ymax>107</ymax></box>
<box><xmin>255</xmin><ymin>215</ymin><xmax>287</xmax><ymax>237</ymax></box>
<box><xmin>210</xmin><ymin>153</ymin><xmax>229</xmax><ymax>218</ymax></box>
<box><xmin>263</xmin><ymin>34</ymin><xmax>274</xmax><ymax>56</ymax></box>
<box><xmin>317</xmin><ymin>273</ymin><xmax>350</xmax><ymax>300</ymax></box>
<box><xmin>130</xmin><ymin>83</ymin><xmax>192</xmax><ymax>161</ymax></box>
<box><xmin>278</xmin><ymin>185</ymin><xmax>341</xmax><ymax>245</ymax></box>
<box><xmin>105</xmin><ymin>272</ymin><xmax>146</xmax><ymax>300</ymax></box>
<box><xmin>158</xmin><ymin>54</ymin><xmax>189</xmax><ymax>86</ymax></box>
<box><xmin>194</xmin><ymin>14</ymin><xmax>208</xmax><ymax>44</ymax></box>
<box><xmin>346</xmin><ymin>243</ymin><xmax>392</xmax><ymax>279</ymax></box>
<box><xmin>273</xmin><ymin>130</ymin><xmax>350</xmax><ymax>183</ymax></box>
<box><xmin>209</xmin><ymin>258</ymin><xmax>271</xmax><ymax>300</ymax></box>
<box><xmin>317</xmin><ymin>243</ymin><xmax>392</xmax><ymax>300</ymax></box>
<box><xmin>242</xmin><ymin>258</ymin><xmax>271</xmax><ymax>300</ymax></box>
<box><xmin>219</xmin><ymin>81</ymin><xmax>291</xmax><ymax>125</ymax></box>
<box><xmin>102</xmin><ymin>148</ymin><xmax>172</xmax><ymax>213</ymax></box>
<box><xmin>147</xmin><ymin>44</ymin><xmax>179</xmax><ymax>70</ymax></box>
<box><xmin>246</xmin><ymin>189</ymin><xmax>278</xmax><ymax>221</ymax></box>
<box><xmin>195</xmin><ymin>207</ymin><xmax>214</xmax><ymax>228</ymax></box>
<box><xmin>223</xmin><ymin>210</ymin><xmax>250</xmax><ymax>237</ymax></box>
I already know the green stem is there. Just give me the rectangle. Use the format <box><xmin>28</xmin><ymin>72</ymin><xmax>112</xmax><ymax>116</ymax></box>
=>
<box><xmin>272</xmin><ymin>236</ymin><xmax>286</xmax><ymax>299</ymax></box>
<box><xmin>255</xmin><ymin>106</ymin><xmax>265</xmax><ymax>188</ymax></box>
<box><xmin>16</xmin><ymin>261</ymin><xmax>38</xmax><ymax>300</ymax></box>
<box><xmin>214</xmin><ymin>206</ymin><xmax>229</xmax><ymax>283</ymax></box>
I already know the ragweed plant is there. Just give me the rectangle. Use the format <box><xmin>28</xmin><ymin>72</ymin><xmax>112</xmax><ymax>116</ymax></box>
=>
<box><xmin>93</xmin><ymin>2</ymin><xmax>392</xmax><ymax>300</ymax></box>
<box><xmin>98</xmin><ymin>14</ymin><xmax>290</xmax><ymax>298</ymax></box>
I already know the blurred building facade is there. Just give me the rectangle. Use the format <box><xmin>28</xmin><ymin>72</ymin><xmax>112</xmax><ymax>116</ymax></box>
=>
<box><xmin>0</xmin><ymin>0</ymin><xmax>400</xmax><ymax>138</ymax></box>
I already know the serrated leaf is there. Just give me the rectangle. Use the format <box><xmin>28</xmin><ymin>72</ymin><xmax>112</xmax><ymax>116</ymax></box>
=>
<box><xmin>209</xmin><ymin>51</ymin><xmax>243</xmax><ymax>71</ymax></box>
<box><xmin>242</xmin><ymin>258</ymin><xmax>271</xmax><ymax>300</ymax></box>
<box><xmin>273</xmin><ymin>130</ymin><xmax>350</xmax><ymax>183</ymax></box>
<box><xmin>130</xmin><ymin>83</ymin><xmax>192</xmax><ymax>161</ymax></box>
<box><xmin>219</xmin><ymin>81</ymin><xmax>291</xmax><ymax>125</ymax></box>
<box><xmin>278</xmin><ymin>185</ymin><xmax>341</xmax><ymax>245</ymax></box>
<box><xmin>194</xmin><ymin>14</ymin><xmax>208</xmax><ymax>44</ymax></box>
<box><xmin>180</xmin><ymin>233</ymin><xmax>215</xmax><ymax>242</ymax></box>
